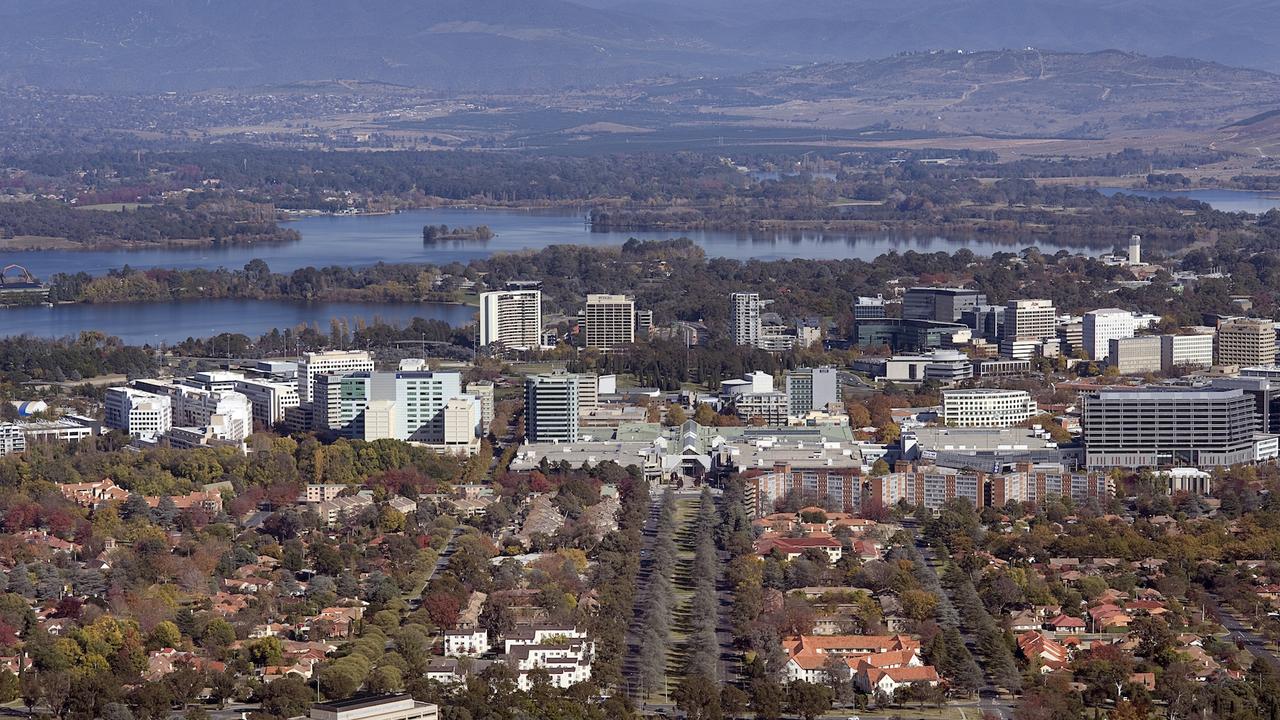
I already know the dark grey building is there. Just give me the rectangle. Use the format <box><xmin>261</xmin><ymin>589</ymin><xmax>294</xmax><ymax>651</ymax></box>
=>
<box><xmin>1214</xmin><ymin>376</ymin><xmax>1280</xmax><ymax>435</ymax></box>
<box><xmin>962</xmin><ymin>304</ymin><xmax>1006</xmax><ymax>342</ymax></box>
<box><xmin>1082</xmin><ymin>386</ymin><xmax>1263</xmax><ymax>468</ymax></box>
<box><xmin>854</xmin><ymin>318</ymin><xmax>968</xmax><ymax>353</ymax></box>
<box><xmin>903</xmin><ymin>287</ymin><xmax>988</xmax><ymax>323</ymax></box>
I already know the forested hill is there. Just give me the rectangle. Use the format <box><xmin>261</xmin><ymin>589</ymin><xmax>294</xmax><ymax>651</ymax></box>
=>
<box><xmin>4</xmin><ymin>0</ymin><xmax>1280</xmax><ymax>92</ymax></box>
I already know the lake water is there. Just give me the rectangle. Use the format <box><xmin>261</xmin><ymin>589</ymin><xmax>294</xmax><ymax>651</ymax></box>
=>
<box><xmin>3</xmin><ymin>207</ymin><xmax>1095</xmax><ymax>281</ymax></box>
<box><xmin>1</xmin><ymin>299</ymin><xmax>476</xmax><ymax>345</ymax></box>
<box><xmin>4</xmin><ymin>193</ymin><xmax>1269</xmax><ymax>344</ymax></box>
<box><xmin>1095</xmin><ymin>187</ymin><xmax>1280</xmax><ymax>214</ymax></box>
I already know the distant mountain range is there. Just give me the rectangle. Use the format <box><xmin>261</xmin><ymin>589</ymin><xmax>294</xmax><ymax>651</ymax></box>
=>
<box><xmin>4</xmin><ymin>0</ymin><xmax>1280</xmax><ymax>92</ymax></box>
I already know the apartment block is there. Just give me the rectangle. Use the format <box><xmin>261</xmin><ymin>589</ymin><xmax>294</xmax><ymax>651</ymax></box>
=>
<box><xmin>730</xmin><ymin>292</ymin><xmax>765</xmax><ymax>348</ymax></box>
<box><xmin>744</xmin><ymin>463</ymin><xmax>863</xmax><ymax>516</ymax></box>
<box><xmin>0</xmin><ymin>425</ymin><xmax>26</xmax><ymax>457</ymax></box>
<box><xmin>479</xmin><ymin>287</ymin><xmax>542</xmax><ymax>350</ymax></box>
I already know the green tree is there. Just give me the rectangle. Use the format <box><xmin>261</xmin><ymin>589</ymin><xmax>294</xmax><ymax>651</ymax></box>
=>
<box><xmin>147</xmin><ymin>620</ymin><xmax>183</xmax><ymax>651</ymax></box>
<box><xmin>786</xmin><ymin>681</ymin><xmax>833</xmax><ymax>720</ymax></box>
<box><xmin>749</xmin><ymin>676</ymin><xmax>783</xmax><ymax>720</ymax></box>
<box><xmin>674</xmin><ymin>673</ymin><xmax>722</xmax><ymax>720</ymax></box>
<box><xmin>257</xmin><ymin>676</ymin><xmax>313</xmax><ymax>720</ymax></box>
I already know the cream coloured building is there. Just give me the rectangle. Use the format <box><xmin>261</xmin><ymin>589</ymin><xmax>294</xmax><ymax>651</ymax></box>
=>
<box><xmin>941</xmin><ymin>388</ymin><xmax>1038</xmax><ymax>428</ymax></box>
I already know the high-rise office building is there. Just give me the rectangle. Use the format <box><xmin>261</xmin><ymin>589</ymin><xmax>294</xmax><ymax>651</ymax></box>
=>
<box><xmin>299</xmin><ymin>350</ymin><xmax>374</xmax><ymax>404</ymax></box>
<box><xmin>396</xmin><ymin>370</ymin><xmax>463</xmax><ymax>442</ymax></box>
<box><xmin>582</xmin><ymin>294</ymin><xmax>636</xmax><ymax>351</ymax></box>
<box><xmin>234</xmin><ymin>377</ymin><xmax>301</xmax><ymax>427</ymax></box>
<box><xmin>730</xmin><ymin>292</ymin><xmax>764</xmax><ymax>348</ymax></box>
<box><xmin>443</xmin><ymin>396</ymin><xmax>482</xmax><ymax>448</ymax></box>
<box><xmin>525</xmin><ymin>371</ymin><xmax>580</xmax><ymax>443</ymax></box>
<box><xmin>478</xmin><ymin>286</ymin><xmax>542</xmax><ymax>350</ymax></box>
<box><xmin>1217</xmin><ymin>318</ymin><xmax>1277</xmax><ymax>367</ymax></box>
<box><xmin>1215</xmin><ymin>376</ymin><xmax>1280</xmax><ymax>436</ymax></box>
<box><xmin>1082</xmin><ymin>386</ymin><xmax>1261</xmax><ymax>468</ymax></box>
<box><xmin>338</xmin><ymin>369</ymin><xmax>464</xmax><ymax>442</ymax></box>
<box><xmin>169</xmin><ymin>387</ymin><xmax>253</xmax><ymax>441</ymax></box>
<box><xmin>964</xmin><ymin>304</ymin><xmax>1006</xmax><ymax>343</ymax></box>
<box><xmin>105</xmin><ymin>387</ymin><xmax>172</xmax><ymax>440</ymax></box>
<box><xmin>1004</xmin><ymin>300</ymin><xmax>1056</xmax><ymax>342</ymax></box>
<box><xmin>636</xmin><ymin>309</ymin><xmax>654</xmax><ymax>335</ymax></box>
<box><xmin>903</xmin><ymin>287</ymin><xmax>987</xmax><ymax>323</ymax></box>
<box><xmin>1083</xmin><ymin>308</ymin><xmax>1135</xmax><ymax>361</ymax></box>
<box><xmin>785</xmin><ymin>367</ymin><xmax>841</xmax><ymax>416</ymax></box>
<box><xmin>1000</xmin><ymin>299</ymin><xmax>1056</xmax><ymax>358</ymax></box>
<box><xmin>1056</xmin><ymin>321</ymin><xmax>1083</xmax><ymax>356</ymax></box>
<box><xmin>315</xmin><ymin>374</ymin><xmax>350</xmax><ymax>431</ymax></box>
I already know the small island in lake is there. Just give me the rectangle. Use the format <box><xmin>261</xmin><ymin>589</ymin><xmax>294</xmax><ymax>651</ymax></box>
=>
<box><xmin>422</xmin><ymin>224</ymin><xmax>494</xmax><ymax>243</ymax></box>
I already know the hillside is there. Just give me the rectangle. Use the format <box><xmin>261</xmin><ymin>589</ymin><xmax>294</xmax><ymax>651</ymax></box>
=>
<box><xmin>4</xmin><ymin>0</ymin><xmax>1280</xmax><ymax>93</ymax></box>
<box><xmin>635</xmin><ymin>50</ymin><xmax>1280</xmax><ymax>140</ymax></box>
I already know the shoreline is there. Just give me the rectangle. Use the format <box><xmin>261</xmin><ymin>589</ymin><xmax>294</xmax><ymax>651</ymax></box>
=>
<box><xmin>0</xmin><ymin>296</ymin><xmax>474</xmax><ymax>310</ymax></box>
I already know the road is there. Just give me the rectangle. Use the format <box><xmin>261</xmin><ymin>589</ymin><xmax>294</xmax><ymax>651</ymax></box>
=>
<box><xmin>425</xmin><ymin>526</ymin><xmax>465</xmax><ymax>586</ymax></box>
<box><xmin>715</xmin><ymin>543</ymin><xmax>741</xmax><ymax>687</ymax></box>
<box><xmin>624</xmin><ymin>489</ymin><xmax>666</xmax><ymax>698</ymax></box>
<box><xmin>1205</xmin><ymin>592</ymin><xmax>1280</xmax><ymax>669</ymax></box>
<box><xmin>908</xmin><ymin>525</ymin><xmax>1013</xmax><ymax>720</ymax></box>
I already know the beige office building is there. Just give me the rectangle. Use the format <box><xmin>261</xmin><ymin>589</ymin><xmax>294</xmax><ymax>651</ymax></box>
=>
<box><xmin>1217</xmin><ymin>318</ymin><xmax>1276</xmax><ymax>367</ymax></box>
<box><xmin>1109</xmin><ymin>336</ymin><xmax>1163</xmax><ymax>375</ymax></box>
<box><xmin>582</xmin><ymin>294</ymin><xmax>636</xmax><ymax>351</ymax></box>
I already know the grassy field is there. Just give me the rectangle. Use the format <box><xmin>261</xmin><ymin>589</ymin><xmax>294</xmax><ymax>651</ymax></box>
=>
<box><xmin>640</xmin><ymin>497</ymin><xmax>700</xmax><ymax>704</ymax></box>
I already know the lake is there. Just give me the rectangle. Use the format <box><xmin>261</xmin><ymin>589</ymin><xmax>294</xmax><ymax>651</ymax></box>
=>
<box><xmin>1</xmin><ymin>299</ymin><xmax>476</xmax><ymax>345</ymax></box>
<box><xmin>3</xmin><ymin>207</ymin><xmax>1096</xmax><ymax>281</ymax></box>
<box><xmin>1095</xmin><ymin>187</ymin><xmax>1280</xmax><ymax>214</ymax></box>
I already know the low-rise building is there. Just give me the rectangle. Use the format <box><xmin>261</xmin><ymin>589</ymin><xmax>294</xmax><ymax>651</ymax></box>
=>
<box><xmin>503</xmin><ymin>626</ymin><xmax>593</xmax><ymax>690</ymax></box>
<box><xmin>443</xmin><ymin>629</ymin><xmax>491</xmax><ymax>657</ymax></box>
<box><xmin>941</xmin><ymin>388</ymin><xmax>1037</xmax><ymax>428</ymax></box>
<box><xmin>1109</xmin><ymin>336</ymin><xmax>1162</xmax><ymax>375</ymax></box>
<box><xmin>308</xmin><ymin>695</ymin><xmax>438</xmax><ymax>720</ymax></box>
<box><xmin>0</xmin><ymin>425</ymin><xmax>25</xmax><ymax>456</ymax></box>
<box><xmin>316</xmin><ymin>494</ymin><xmax>375</xmax><ymax>527</ymax></box>
<box><xmin>1161</xmin><ymin>331</ymin><xmax>1216</xmax><ymax>373</ymax></box>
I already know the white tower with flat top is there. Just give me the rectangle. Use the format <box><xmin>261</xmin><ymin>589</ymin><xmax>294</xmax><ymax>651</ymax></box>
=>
<box><xmin>1128</xmin><ymin>234</ymin><xmax>1142</xmax><ymax>266</ymax></box>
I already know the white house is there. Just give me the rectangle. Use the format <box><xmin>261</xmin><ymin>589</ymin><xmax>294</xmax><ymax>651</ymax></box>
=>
<box><xmin>443</xmin><ymin>629</ymin><xmax>491</xmax><ymax>657</ymax></box>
